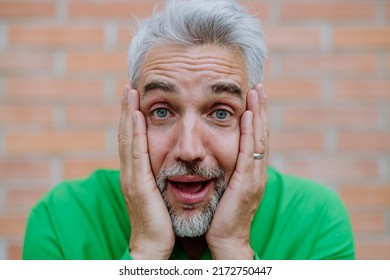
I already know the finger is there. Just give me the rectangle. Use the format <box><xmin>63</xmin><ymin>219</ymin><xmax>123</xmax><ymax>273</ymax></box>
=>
<box><xmin>234</xmin><ymin>110</ymin><xmax>254</xmax><ymax>177</ymax></box>
<box><xmin>248</xmin><ymin>85</ymin><xmax>266</xmax><ymax>154</ymax></box>
<box><xmin>256</xmin><ymin>84</ymin><xmax>269</xmax><ymax>185</ymax></box>
<box><xmin>132</xmin><ymin>110</ymin><xmax>155</xmax><ymax>191</ymax></box>
<box><xmin>256</xmin><ymin>84</ymin><xmax>269</xmax><ymax>163</ymax></box>
<box><xmin>118</xmin><ymin>86</ymin><xmax>131</xmax><ymax>170</ymax></box>
<box><xmin>118</xmin><ymin>87</ymin><xmax>139</xmax><ymax>175</ymax></box>
<box><xmin>247</xmin><ymin>86</ymin><xmax>264</xmax><ymax>176</ymax></box>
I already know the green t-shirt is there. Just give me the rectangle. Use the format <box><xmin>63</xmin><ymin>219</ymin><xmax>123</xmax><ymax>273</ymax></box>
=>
<box><xmin>23</xmin><ymin>167</ymin><xmax>354</xmax><ymax>260</ymax></box>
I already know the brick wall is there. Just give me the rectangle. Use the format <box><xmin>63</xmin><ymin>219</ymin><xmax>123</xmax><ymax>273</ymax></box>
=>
<box><xmin>0</xmin><ymin>0</ymin><xmax>389</xmax><ymax>260</ymax></box>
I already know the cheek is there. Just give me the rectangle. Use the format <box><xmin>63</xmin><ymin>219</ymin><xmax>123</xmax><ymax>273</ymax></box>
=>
<box><xmin>207</xmin><ymin>128</ymin><xmax>240</xmax><ymax>177</ymax></box>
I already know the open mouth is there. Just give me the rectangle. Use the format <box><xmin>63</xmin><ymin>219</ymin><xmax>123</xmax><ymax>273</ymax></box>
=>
<box><xmin>167</xmin><ymin>176</ymin><xmax>214</xmax><ymax>205</ymax></box>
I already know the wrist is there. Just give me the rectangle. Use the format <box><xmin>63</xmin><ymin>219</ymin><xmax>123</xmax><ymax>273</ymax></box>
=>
<box><xmin>130</xmin><ymin>239</ymin><xmax>174</xmax><ymax>260</ymax></box>
<box><xmin>207</xmin><ymin>238</ymin><xmax>254</xmax><ymax>260</ymax></box>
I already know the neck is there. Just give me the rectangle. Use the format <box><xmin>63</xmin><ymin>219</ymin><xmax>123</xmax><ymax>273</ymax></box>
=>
<box><xmin>177</xmin><ymin>235</ymin><xmax>208</xmax><ymax>260</ymax></box>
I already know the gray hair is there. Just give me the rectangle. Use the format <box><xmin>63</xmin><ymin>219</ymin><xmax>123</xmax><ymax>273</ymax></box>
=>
<box><xmin>128</xmin><ymin>0</ymin><xmax>267</xmax><ymax>89</ymax></box>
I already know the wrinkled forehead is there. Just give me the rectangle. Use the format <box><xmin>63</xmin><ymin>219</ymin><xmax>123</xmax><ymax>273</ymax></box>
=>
<box><xmin>138</xmin><ymin>43</ymin><xmax>249</xmax><ymax>95</ymax></box>
<box><xmin>143</xmin><ymin>42</ymin><xmax>244</xmax><ymax>63</ymax></box>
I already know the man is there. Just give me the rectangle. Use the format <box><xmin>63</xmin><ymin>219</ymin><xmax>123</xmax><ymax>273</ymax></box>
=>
<box><xmin>23</xmin><ymin>0</ymin><xmax>354</xmax><ymax>260</ymax></box>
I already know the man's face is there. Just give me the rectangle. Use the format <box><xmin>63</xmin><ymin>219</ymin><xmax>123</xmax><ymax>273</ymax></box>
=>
<box><xmin>137</xmin><ymin>44</ymin><xmax>248</xmax><ymax>237</ymax></box>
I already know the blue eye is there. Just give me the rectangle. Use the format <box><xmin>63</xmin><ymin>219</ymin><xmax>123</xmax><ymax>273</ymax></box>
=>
<box><xmin>213</xmin><ymin>109</ymin><xmax>230</xmax><ymax>120</ymax></box>
<box><xmin>152</xmin><ymin>108</ymin><xmax>169</xmax><ymax>119</ymax></box>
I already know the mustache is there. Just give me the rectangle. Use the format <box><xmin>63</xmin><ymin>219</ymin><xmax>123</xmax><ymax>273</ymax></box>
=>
<box><xmin>156</xmin><ymin>161</ymin><xmax>225</xmax><ymax>190</ymax></box>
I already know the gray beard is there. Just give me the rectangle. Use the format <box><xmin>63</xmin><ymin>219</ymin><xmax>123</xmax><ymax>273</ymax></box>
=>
<box><xmin>155</xmin><ymin>162</ymin><xmax>226</xmax><ymax>237</ymax></box>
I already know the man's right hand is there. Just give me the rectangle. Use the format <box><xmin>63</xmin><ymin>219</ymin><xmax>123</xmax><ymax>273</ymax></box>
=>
<box><xmin>118</xmin><ymin>86</ymin><xmax>175</xmax><ymax>259</ymax></box>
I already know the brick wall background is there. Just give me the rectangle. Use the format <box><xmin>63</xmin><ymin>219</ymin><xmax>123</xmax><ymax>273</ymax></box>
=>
<box><xmin>0</xmin><ymin>0</ymin><xmax>389</xmax><ymax>260</ymax></box>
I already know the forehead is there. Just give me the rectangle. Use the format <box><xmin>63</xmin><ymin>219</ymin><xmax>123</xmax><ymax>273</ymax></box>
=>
<box><xmin>138</xmin><ymin>43</ymin><xmax>248</xmax><ymax>92</ymax></box>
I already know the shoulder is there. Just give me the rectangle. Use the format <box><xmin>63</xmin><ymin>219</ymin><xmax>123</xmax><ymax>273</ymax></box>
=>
<box><xmin>25</xmin><ymin>169</ymin><xmax>129</xmax><ymax>259</ymax></box>
<box><xmin>253</xmin><ymin>167</ymin><xmax>354</xmax><ymax>259</ymax></box>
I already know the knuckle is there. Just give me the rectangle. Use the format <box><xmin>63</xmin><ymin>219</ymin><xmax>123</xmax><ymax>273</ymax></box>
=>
<box><xmin>118</xmin><ymin>133</ymin><xmax>129</xmax><ymax>145</ymax></box>
<box><xmin>132</xmin><ymin>150</ymin><xmax>145</xmax><ymax>161</ymax></box>
<box><xmin>118</xmin><ymin>134</ymin><xmax>133</xmax><ymax>158</ymax></box>
<box><xmin>243</xmin><ymin>129</ymin><xmax>254</xmax><ymax>137</ymax></box>
<box><xmin>121</xmin><ymin>103</ymin><xmax>129</xmax><ymax>112</ymax></box>
<box><xmin>121</xmin><ymin>95</ymin><xmax>129</xmax><ymax>109</ymax></box>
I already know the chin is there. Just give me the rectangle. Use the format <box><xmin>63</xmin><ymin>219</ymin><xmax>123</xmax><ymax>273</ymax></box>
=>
<box><xmin>168</xmin><ymin>192</ymin><xmax>221</xmax><ymax>238</ymax></box>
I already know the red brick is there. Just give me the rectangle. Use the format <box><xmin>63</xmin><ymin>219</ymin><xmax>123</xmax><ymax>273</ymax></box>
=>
<box><xmin>0</xmin><ymin>159</ymin><xmax>51</xmax><ymax>180</ymax></box>
<box><xmin>116</xmin><ymin>79</ymin><xmax>131</xmax><ymax>97</ymax></box>
<box><xmin>387</xmin><ymin>3</ymin><xmax>390</xmax><ymax>19</ymax></box>
<box><xmin>6</xmin><ymin>187</ymin><xmax>48</xmax><ymax>210</ymax></box>
<box><xmin>7</xmin><ymin>243</ymin><xmax>22</xmax><ymax>260</ymax></box>
<box><xmin>69</xmin><ymin>1</ymin><xmax>157</xmax><ymax>18</ymax></box>
<box><xmin>0</xmin><ymin>105</ymin><xmax>54</xmax><ymax>126</ymax></box>
<box><xmin>0</xmin><ymin>2</ymin><xmax>55</xmax><ymax>18</ymax></box>
<box><xmin>349</xmin><ymin>211</ymin><xmax>386</xmax><ymax>234</ymax></box>
<box><xmin>340</xmin><ymin>186</ymin><xmax>390</xmax><ymax>207</ymax></box>
<box><xmin>5</xmin><ymin>131</ymin><xmax>106</xmax><ymax>155</ymax></box>
<box><xmin>283</xmin><ymin>159</ymin><xmax>379</xmax><ymax>182</ymax></box>
<box><xmin>282</xmin><ymin>54</ymin><xmax>377</xmax><ymax>76</ymax></box>
<box><xmin>356</xmin><ymin>241</ymin><xmax>390</xmax><ymax>260</ymax></box>
<box><xmin>281</xmin><ymin>2</ymin><xmax>375</xmax><ymax>21</ymax></box>
<box><xmin>117</xmin><ymin>26</ymin><xmax>134</xmax><ymax>46</ymax></box>
<box><xmin>264</xmin><ymin>26</ymin><xmax>321</xmax><ymax>51</ymax></box>
<box><xmin>263</xmin><ymin>79</ymin><xmax>321</xmax><ymax>101</ymax></box>
<box><xmin>0</xmin><ymin>214</ymin><xmax>26</xmax><ymax>237</ymax></box>
<box><xmin>65</xmin><ymin>105</ymin><xmax>120</xmax><ymax>126</ymax></box>
<box><xmin>67</xmin><ymin>52</ymin><xmax>127</xmax><ymax>73</ymax></box>
<box><xmin>333</xmin><ymin>80</ymin><xmax>390</xmax><ymax>102</ymax></box>
<box><xmin>334</xmin><ymin>27</ymin><xmax>390</xmax><ymax>49</ymax></box>
<box><xmin>9</xmin><ymin>26</ymin><xmax>105</xmax><ymax>47</ymax></box>
<box><xmin>64</xmin><ymin>158</ymin><xmax>120</xmax><ymax>179</ymax></box>
<box><xmin>388</xmin><ymin>55</ymin><xmax>390</xmax><ymax>71</ymax></box>
<box><xmin>0</xmin><ymin>52</ymin><xmax>53</xmax><ymax>72</ymax></box>
<box><xmin>239</xmin><ymin>1</ymin><xmax>269</xmax><ymax>21</ymax></box>
<box><xmin>5</xmin><ymin>78</ymin><xmax>105</xmax><ymax>103</ymax></box>
<box><xmin>283</xmin><ymin>107</ymin><xmax>379</xmax><ymax>129</ymax></box>
<box><xmin>338</xmin><ymin>133</ymin><xmax>390</xmax><ymax>151</ymax></box>
<box><xmin>270</xmin><ymin>132</ymin><xmax>324</xmax><ymax>151</ymax></box>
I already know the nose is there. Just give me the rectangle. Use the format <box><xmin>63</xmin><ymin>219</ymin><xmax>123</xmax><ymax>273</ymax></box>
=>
<box><xmin>172</xmin><ymin>116</ymin><xmax>207</xmax><ymax>163</ymax></box>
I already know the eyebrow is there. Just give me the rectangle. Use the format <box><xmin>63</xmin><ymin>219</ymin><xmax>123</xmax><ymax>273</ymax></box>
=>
<box><xmin>210</xmin><ymin>82</ymin><xmax>243</xmax><ymax>98</ymax></box>
<box><xmin>142</xmin><ymin>80</ymin><xmax>243</xmax><ymax>99</ymax></box>
<box><xmin>142</xmin><ymin>80</ymin><xmax>178</xmax><ymax>97</ymax></box>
